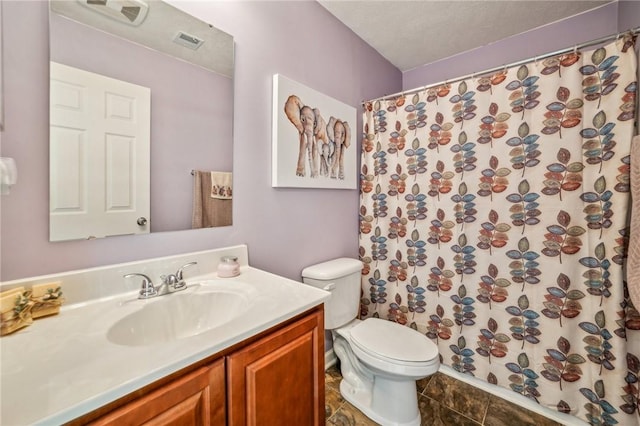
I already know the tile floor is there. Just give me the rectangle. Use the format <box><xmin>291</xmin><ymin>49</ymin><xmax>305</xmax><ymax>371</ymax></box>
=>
<box><xmin>324</xmin><ymin>366</ymin><xmax>563</xmax><ymax>425</ymax></box>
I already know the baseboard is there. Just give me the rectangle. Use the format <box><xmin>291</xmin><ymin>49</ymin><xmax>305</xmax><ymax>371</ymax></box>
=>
<box><xmin>325</xmin><ymin>348</ymin><xmax>337</xmax><ymax>370</ymax></box>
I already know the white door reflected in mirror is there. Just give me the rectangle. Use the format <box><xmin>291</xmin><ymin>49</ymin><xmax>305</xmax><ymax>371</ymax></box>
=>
<box><xmin>49</xmin><ymin>62</ymin><xmax>151</xmax><ymax>241</ymax></box>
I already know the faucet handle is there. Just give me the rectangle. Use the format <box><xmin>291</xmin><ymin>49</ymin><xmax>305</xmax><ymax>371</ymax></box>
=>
<box><xmin>124</xmin><ymin>273</ymin><xmax>157</xmax><ymax>299</ymax></box>
<box><xmin>176</xmin><ymin>262</ymin><xmax>198</xmax><ymax>280</ymax></box>
<box><xmin>173</xmin><ymin>262</ymin><xmax>198</xmax><ymax>290</ymax></box>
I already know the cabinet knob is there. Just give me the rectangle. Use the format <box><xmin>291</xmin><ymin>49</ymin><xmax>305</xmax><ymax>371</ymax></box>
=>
<box><xmin>137</xmin><ymin>217</ymin><xmax>148</xmax><ymax>226</ymax></box>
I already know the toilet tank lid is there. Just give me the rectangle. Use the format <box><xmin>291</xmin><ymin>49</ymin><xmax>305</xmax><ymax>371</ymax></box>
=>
<box><xmin>301</xmin><ymin>258</ymin><xmax>363</xmax><ymax>280</ymax></box>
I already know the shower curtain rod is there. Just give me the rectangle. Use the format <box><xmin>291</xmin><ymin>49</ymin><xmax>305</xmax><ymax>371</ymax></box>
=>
<box><xmin>363</xmin><ymin>26</ymin><xmax>640</xmax><ymax>105</ymax></box>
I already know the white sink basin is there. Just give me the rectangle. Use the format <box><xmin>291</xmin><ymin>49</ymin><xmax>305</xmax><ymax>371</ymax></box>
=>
<box><xmin>107</xmin><ymin>281</ymin><xmax>253</xmax><ymax>346</ymax></box>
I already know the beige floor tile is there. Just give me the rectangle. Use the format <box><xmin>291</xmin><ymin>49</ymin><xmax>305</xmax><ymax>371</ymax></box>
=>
<box><xmin>483</xmin><ymin>395</ymin><xmax>564</xmax><ymax>426</ymax></box>
<box><xmin>417</xmin><ymin>374</ymin><xmax>434</xmax><ymax>394</ymax></box>
<box><xmin>325</xmin><ymin>387</ymin><xmax>346</xmax><ymax>420</ymax></box>
<box><xmin>424</xmin><ymin>373</ymin><xmax>491</xmax><ymax>423</ymax></box>
<box><xmin>327</xmin><ymin>401</ymin><xmax>379</xmax><ymax>425</ymax></box>
<box><xmin>418</xmin><ymin>395</ymin><xmax>482</xmax><ymax>426</ymax></box>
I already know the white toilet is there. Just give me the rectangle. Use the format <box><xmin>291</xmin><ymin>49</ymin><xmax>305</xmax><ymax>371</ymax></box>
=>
<box><xmin>302</xmin><ymin>258</ymin><xmax>439</xmax><ymax>426</ymax></box>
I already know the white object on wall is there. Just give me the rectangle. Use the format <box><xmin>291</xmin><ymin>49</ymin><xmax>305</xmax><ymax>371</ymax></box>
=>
<box><xmin>75</xmin><ymin>0</ymin><xmax>149</xmax><ymax>26</ymax></box>
<box><xmin>0</xmin><ymin>157</ymin><xmax>17</xmax><ymax>195</ymax></box>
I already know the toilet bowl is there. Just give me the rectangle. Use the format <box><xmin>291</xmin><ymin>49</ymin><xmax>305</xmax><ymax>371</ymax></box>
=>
<box><xmin>333</xmin><ymin>318</ymin><xmax>439</xmax><ymax>426</ymax></box>
<box><xmin>302</xmin><ymin>258</ymin><xmax>440</xmax><ymax>426</ymax></box>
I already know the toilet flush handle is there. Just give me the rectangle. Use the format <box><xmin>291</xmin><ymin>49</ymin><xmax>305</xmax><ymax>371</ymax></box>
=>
<box><xmin>323</xmin><ymin>282</ymin><xmax>336</xmax><ymax>291</ymax></box>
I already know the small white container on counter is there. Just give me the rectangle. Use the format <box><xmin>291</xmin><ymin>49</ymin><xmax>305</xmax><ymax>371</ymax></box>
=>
<box><xmin>217</xmin><ymin>256</ymin><xmax>240</xmax><ymax>277</ymax></box>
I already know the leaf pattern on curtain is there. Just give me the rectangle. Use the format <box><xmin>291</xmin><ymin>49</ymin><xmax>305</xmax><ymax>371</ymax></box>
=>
<box><xmin>359</xmin><ymin>35</ymin><xmax>639</xmax><ymax>425</ymax></box>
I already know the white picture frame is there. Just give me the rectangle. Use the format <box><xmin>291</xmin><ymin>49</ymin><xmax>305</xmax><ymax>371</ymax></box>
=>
<box><xmin>272</xmin><ymin>74</ymin><xmax>357</xmax><ymax>189</ymax></box>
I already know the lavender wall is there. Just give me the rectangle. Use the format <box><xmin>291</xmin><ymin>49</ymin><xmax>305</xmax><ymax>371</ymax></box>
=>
<box><xmin>50</xmin><ymin>12</ymin><xmax>233</xmax><ymax>233</ymax></box>
<box><xmin>0</xmin><ymin>1</ymin><xmax>401</xmax><ymax>281</ymax></box>
<box><xmin>403</xmin><ymin>3</ymin><xmax>619</xmax><ymax>90</ymax></box>
<box><xmin>5</xmin><ymin>1</ymin><xmax>633</xmax><ymax>283</ymax></box>
<box><xmin>619</xmin><ymin>1</ymin><xmax>640</xmax><ymax>33</ymax></box>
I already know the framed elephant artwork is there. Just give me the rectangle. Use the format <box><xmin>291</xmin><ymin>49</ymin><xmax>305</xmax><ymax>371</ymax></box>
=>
<box><xmin>272</xmin><ymin>74</ymin><xmax>357</xmax><ymax>189</ymax></box>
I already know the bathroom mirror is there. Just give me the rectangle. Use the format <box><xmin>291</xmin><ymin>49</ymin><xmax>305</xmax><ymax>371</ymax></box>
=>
<box><xmin>48</xmin><ymin>0</ymin><xmax>234</xmax><ymax>241</ymax></box>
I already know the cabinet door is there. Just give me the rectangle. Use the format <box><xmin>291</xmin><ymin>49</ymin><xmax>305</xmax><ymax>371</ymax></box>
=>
<box><xmin>227</xmin><ymin>309</ymin><xmax>324</xmax><ymax>426</ymax></box>
<box><xmin>90</xmin><ymin>358</ymin><xmax>225</xmax><ymax>426</ymax></box>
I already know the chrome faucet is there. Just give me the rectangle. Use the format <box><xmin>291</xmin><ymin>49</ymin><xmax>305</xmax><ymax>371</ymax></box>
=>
<box><xmin>124</xmin><ymin>262</ymin><xmax>198</xmax><ymax>299</ymax></box>
<box><xmin>123</xmin><ymin>273</ymin><xmax>157</xmax><ymax>299</ymax></box>
<box><xmin>174</xmin><ymin>261</ymin><xmax>198</xmax><ymax>289</ymax></box>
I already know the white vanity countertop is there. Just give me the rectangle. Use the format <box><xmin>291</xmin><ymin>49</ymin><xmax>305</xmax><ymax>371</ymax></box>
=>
<box><xmin>0</xmin><ymin>266</ymin><xmax>329</xmax><ymax>426</ymax></box>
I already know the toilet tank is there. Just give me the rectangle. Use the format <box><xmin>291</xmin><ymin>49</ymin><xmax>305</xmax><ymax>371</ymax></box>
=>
<box><xmin>301</xmin><ymin>258</ymin><xmax>362</xmax><ymax>330</ymax></box>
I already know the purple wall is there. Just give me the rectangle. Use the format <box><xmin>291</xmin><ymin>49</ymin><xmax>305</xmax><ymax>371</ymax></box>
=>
<box><xmin>0</xmin><ymin>1</ymin><xmax>401</xmax><ymax>281</ymax></box>
<box><xmin>3</xmin><ymin>1</ymin><xmax>633</xmax><ymax>283</ymax></box>
<box><xmin>618</xmin><ymin>1</ymin><xmax>640</xmax><ymax>65</ymax></box>
<box><xmin>403</xmin><ymin>2</ymin><xmax>620</xmax><ymax>90</ymax></box>
<box><xmin>50</xmin><ymin>12</ymin><xmax>233</xmax><ymax>233</ymax></box>
<box><xmin>619</xmin><ymin>1</ymin><xmax>640</xmax><ymax>33</ymax></box>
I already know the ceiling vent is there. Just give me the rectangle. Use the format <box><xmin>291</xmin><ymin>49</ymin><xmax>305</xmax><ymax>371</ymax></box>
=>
<box><xmin>78</xmin><ymin>0</ymin><xmax>149</xmax><ymax>26</ymax></box>
<box><xmin>172</xmin><ymin>31</ymin><xmax>205</xmax><ymax>50</ymax></box>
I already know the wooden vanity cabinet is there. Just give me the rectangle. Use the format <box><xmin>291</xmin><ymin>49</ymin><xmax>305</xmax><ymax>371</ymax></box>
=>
<box><xmin>227</xmin><ymin>306</ymin><xmax>325</xmax><ymax>425</ymax></box>
<box><xmin>89</xmin><ymin>359</ymin><xmax>225</xmax><ymax>426</ymax></box>
<box><xmin>72</xmin><ymin>306</ymin><xmax>324</xmax><ymax>426</ymax></box>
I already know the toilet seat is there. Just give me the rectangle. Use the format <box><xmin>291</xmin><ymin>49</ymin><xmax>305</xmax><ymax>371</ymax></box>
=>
<box><xmin>351</xmin><ymin>318</ymin><xmax>438</xmax><ymax>362</ymax></box>
<box><xmin>346</xmin><ymin>318</ymin><xmax>439</xmax><ymax>376</ymax></box>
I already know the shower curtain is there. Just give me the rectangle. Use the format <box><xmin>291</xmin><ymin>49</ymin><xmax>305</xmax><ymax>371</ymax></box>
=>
<box><xmin>359</xmin><ymin>35</ymin><xmax>639</xmax><ymax>425</ymax></box>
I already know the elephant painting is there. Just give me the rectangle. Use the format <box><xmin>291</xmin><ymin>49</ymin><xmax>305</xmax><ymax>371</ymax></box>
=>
<box><xmin>284</xmin><ymin>94</ymin><xmax>350</xmax><ymax>179</ymax></box>
<box><xmin>326</xmin><ymin>116</ymin><xmax>351</xmax><ymax>179</ymax></box>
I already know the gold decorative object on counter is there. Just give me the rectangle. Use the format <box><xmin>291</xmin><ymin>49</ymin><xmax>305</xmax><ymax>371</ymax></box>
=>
<box><xmin>0</xmin><ymin>283</ymin><xmax>65</xmax><ymax>336</ymax></box>
<box><xmin>30</xmin><ymin>282</ymin><xmax>64</xmax><ymax>319</ymax></box>
<box><xmin>0</xmin><ymin>287</ymin><xmax>34</xmax><ymax>336</ymax></box>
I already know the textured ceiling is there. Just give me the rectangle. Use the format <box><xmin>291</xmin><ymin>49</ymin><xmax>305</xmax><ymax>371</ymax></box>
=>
<box><xmin>318</xmin><ymin>0</ymin><xmax>614</xmax><ymax>72</ymax></box>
